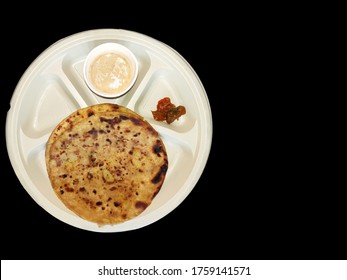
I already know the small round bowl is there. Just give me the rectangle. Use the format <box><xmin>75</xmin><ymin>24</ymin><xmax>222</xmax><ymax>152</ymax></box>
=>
<box><xmin>83</xmin><ymin>42</ymin><xmax>138</xmax><ymax>98</ymax></box>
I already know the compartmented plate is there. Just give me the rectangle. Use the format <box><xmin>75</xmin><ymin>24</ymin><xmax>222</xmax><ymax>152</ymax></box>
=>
<box><xmin>6</xmin><ymin>29</ymin><xmax>212</xmax><ymax>232</ymax></box>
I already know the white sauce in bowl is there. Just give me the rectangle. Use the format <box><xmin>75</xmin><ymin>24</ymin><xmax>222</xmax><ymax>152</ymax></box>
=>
<box><xmin>89</xmin><ymin>53</ymin><xmax>132</xmax><ymax>94</ymax></box>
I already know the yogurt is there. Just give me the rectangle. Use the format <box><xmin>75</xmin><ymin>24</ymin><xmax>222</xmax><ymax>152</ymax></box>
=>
<box><xmin>89</xmin><ymin>53</ymin><xmax>132</xmax><ymax>94</ymax></box>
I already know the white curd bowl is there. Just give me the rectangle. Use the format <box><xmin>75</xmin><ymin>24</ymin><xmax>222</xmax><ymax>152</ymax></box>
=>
<box><xmin>83</xmin><ymin>42</ymin><xmax>138</xmax><ymax>98</ymax></box>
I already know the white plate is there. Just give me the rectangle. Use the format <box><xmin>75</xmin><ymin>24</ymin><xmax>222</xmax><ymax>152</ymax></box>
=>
<box><xmin>6</xmin><ymin>29</ymin><xmax>213</xmax><ymax>232</ymax></box>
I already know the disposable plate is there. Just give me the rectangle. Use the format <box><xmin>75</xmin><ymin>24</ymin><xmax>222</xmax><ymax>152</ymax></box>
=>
<box><xmin>6</xmin><ymin>29</ymin><xmax>212</xmax><ymax>232</ymax></box>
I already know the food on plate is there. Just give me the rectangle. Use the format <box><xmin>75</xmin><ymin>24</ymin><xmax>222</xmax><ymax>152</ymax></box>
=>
<box><xmin>83</xmin><ymin>42</ymin><xmax>139</xmax><ymax>99</ymax></box>
<box><xmin>151</xmin><ymin>97</ymin><xmax>186</xmax><ymax>124</ymax></box>
<box><xmin>45</xmin><ymin>103</ymin><xmax>168</xmax><ymax>226</ymax></box>
<box><xmin>90</xmin><ymin>52</ymin><xmax>133</xmax><ymax>94</ymax></box>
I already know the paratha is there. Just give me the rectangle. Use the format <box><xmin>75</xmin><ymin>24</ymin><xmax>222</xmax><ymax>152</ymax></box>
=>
<box><xmin>45</xmin><ymin>103</ymin><xmax>168</xmax><ymax>226</ymax></box>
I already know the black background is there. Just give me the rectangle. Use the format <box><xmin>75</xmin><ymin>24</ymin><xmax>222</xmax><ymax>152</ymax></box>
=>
<box><xmin>1</xmin><ymin>7</ymin><xmax>345</xmax><ymax>261</ymax></box>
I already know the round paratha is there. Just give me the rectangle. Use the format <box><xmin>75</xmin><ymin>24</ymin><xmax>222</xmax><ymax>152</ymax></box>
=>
<box><xmin>45</xmin><ymin>103</ymin><xmax>168</xmax><ymax>226</ymax></box>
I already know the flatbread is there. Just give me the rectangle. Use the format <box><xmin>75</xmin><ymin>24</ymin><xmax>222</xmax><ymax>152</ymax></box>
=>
<box><xmin>45</xmin><ymin>103</ymin><xmax>168</xmax><ymax>226</ymax></box>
